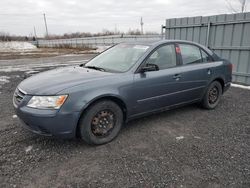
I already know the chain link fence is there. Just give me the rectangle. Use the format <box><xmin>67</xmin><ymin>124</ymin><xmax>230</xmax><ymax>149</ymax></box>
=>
<box><xmin>32</xmin><ymin>34</ymin><xmax>162</xmax><ymax>49</ymax></box>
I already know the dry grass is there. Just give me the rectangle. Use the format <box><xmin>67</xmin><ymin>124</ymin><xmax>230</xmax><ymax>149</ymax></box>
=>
<box><xmin>0</xmin><ymin>48</ymin><xmax>97</xmax><ymax>60</ymax></box>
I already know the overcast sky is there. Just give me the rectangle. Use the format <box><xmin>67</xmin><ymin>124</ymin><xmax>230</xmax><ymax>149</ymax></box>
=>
<box><xmin>0</xmin><ymin>0</ymin><xmax>248</xmax><ymax>37</ymax></box>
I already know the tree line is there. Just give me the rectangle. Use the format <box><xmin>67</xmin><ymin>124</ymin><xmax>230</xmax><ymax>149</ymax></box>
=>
<box><xmin>0</xmin><ymin>29</ymin><xmax>159</xmax><ymax>41</ymax></box>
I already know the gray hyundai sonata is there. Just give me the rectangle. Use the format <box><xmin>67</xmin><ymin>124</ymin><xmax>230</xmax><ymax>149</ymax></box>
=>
<box><xmin>13</xmin><ymin>40</ymin><xmax>232</xmax><ymax>145</ymax></box>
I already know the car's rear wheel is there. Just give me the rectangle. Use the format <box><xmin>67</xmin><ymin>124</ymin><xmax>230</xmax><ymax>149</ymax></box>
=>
<box><xmin>201</xmin><ymin>81</ymin><xmax>222</xmax><ymax>109</ymax></box>
<box><xmin>78</xmin><ymin>100</ymin><xmax>123</xmax><ymax>145</ymax></box>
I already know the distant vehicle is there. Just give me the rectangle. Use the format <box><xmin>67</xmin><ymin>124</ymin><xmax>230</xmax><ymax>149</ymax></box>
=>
<box><xmin>13</xmin><ymin>40</ymin><xmax>232</xmax><ymax>145</ymax></box>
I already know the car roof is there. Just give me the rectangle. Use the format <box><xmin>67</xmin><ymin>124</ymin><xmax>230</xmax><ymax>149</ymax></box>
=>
<box><xmin>122</xmin><ymin>39</ymin><xmax>200</xmax><ymax>46</ymax></box>
<box><xmin>121</xmin><ymin>39</ymin><xmax>214</xmax><ymax>55</ymax></box>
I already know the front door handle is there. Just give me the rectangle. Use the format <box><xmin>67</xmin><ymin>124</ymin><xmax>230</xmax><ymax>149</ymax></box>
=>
<box><xmin>173</xmin><ymin>74</ymin><xmax>181</xmax><ymax>80</ymax></box>
<box><xmin>207</xmin><ymin>69</ymin><xmax>212</xmax><ymax>75</ymax></box>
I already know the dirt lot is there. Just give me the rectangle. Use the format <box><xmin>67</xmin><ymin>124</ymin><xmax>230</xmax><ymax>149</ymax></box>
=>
<box><xmin>0</xmin><ymin>54</ymin><xmax>250</xmax><ymax>188</ymax></box>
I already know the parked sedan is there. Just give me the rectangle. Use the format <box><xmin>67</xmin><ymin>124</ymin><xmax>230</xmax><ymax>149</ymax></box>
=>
<box><xmin>13</xmin><ymin>40</ymin><xmax>232</xmax><ymax>145</ymax></box>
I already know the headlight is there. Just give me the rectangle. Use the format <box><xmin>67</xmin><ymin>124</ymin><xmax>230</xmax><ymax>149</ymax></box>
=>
<box><xmin>27</xmin><ymin>95</ymin><xmax>68</xmax><ymax>109</ymax></box>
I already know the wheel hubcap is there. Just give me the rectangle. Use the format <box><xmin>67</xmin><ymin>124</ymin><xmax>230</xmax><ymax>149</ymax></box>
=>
<box><xmin>91</xmin><ymin>110</ymin><xmax>115</xmax><ymax>137</ymax></box>
<box><xmin>208</xmin><ymin>86</ymin><xmax>219</xmax><ymax>104</ymax></box>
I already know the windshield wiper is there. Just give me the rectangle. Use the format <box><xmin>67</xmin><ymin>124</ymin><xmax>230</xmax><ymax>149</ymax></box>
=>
<box><xmin>84</xmin><ymin>65</ymin><xmax>106</xmax><ymax>72</ymax></box>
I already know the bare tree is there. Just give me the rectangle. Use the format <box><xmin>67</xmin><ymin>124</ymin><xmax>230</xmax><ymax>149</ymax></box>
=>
<box><xmin>225</xmin><ymin>0</ymin><xmax>248</xmax><ymax>13</ymax></box>
<box><xmin>239</xmin><ymin>0</ymin><xmax>247</xmax><ymax>12</ymax></box>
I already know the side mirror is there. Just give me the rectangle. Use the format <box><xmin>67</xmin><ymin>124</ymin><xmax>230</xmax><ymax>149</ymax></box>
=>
<box><xmin>141</xmin><ymin>64</ymin><xmax>159</xmax><ymax>73</ymax></box>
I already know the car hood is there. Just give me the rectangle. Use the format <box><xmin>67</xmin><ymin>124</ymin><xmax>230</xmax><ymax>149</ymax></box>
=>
<box><xmin>18</xmin><ymin>66</ymin><xmax>114</xmax><ymax>95</ymax></box>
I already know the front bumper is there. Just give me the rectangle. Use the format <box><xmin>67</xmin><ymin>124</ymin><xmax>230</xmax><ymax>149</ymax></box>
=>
<box><xmin>14</xmin><ymin>101</ymin><xmax>80</xmax><ymax>139</ymax></box>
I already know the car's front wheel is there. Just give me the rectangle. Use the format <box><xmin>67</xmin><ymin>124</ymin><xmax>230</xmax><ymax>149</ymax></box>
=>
<box><xmin>201</xmin><ymin>81</ymin><xmax>222</xmax><ymax>109</ymax></box>
<box><xmin>78</xmin><ymin>100</ymin><xmax>123</xmax><ymax>145</ymax></box>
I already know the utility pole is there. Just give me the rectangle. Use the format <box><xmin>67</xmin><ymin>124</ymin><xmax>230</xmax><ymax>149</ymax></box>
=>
<box><xmin>115</xmin><ymin>24</ymin><xmax>117</xmax><ymax>34</ymax></box>
<box><xmin>33</xmin><ymin>26</ymin><xmax>37</xmax><ymax>38</ymax></box>
<box><xmin>43</xmin><ymin>13</ymin><xmax>49</xmax><ymax>38</ymax></box>
<box><xmin>161</xmin><ymin>25</ymin><xmax>166</xmax><ymax>39</ymax></box>
<box><xmin>140</xmin><ymin>17</ymin><xmax>144</xmax><ymax>35</ymax></box>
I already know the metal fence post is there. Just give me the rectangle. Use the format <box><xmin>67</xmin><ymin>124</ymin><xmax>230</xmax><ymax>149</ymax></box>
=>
<box><xmin>206</xmin><ymin>21</ymin><xmax>211</xmax><ymax>48</ymax></box>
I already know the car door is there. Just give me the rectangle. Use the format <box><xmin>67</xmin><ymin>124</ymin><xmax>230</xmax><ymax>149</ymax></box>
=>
<box><xmin>175</xmin><ymin>43</ymin><xmax>214</xmax><ymax>102</ymax></box>
<box><xmin>132</xmin><ymin>44</ymin><xmax>185</xmax><ymax>115</ymax></box>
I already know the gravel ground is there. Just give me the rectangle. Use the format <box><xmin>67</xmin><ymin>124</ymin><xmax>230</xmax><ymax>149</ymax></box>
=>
<box><xmin>0</xmin><ymin>55</ymin><xmax>250</xmax><ymax>188</ymax></box>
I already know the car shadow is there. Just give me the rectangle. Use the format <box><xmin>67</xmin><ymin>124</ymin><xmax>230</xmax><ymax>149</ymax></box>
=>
<box><xmin>123</xmin><ymin>103</ymin><xmax>200</xmax><ymax>130</ymax></box>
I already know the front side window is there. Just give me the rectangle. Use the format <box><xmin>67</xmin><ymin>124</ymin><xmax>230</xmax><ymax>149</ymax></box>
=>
<box><xmin>85</xmin><ymin>44</ymin><xmax>149</xmax><ymax>72</ymax></box>
<box><xmin>145</xmin><ymin>45</ymin><xmax>176</xmax><ymax>70</ymax></box>
<box><xmin>179</xmin><ymin>44</ymin><xmax>202</xmax><ymax>65</ymax></box>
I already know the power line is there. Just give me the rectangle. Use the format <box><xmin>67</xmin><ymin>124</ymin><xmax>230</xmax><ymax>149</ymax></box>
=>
<box><xmin>0</xmin><ymin>13</ymin><xmax>43</xmax><ymax>17</ymax></box>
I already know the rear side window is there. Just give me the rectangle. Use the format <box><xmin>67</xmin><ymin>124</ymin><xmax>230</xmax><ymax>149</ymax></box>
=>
<box><xmin>179</xmin><ymin>44</ymin><xmax>202</xmax><ymax>65</ymax></box>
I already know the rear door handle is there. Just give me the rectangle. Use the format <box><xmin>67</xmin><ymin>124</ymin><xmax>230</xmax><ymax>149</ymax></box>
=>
<box><xmin>173</xmin><ymin>74</ymin><xmax>181</xmax><ymax>80</ymax></box>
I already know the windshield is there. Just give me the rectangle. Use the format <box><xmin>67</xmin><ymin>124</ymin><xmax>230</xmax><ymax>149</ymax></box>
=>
<box><xmin>85</xmin><ymin>44</ymin><xmax>149</xmax><ymax>72</ymax></box>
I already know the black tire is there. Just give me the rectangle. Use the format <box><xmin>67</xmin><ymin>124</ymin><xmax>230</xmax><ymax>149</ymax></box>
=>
<box><xmin>201</xmin><ymin>81</ymin><xmax>222</xmax><ymax>110</ymax></box>
<box><xmin>79</xmin><ymin>100</ymin><xmax>123</xmax><ymax>145</ymax></box>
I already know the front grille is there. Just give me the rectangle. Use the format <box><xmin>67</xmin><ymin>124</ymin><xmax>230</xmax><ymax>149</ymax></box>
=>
<box><xmin>13</xmin><ymin>88</ymin><xmax>26</xmax><ymax>105</ymax></box>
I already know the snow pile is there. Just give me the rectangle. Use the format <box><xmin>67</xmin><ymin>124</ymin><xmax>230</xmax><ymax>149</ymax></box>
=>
<box><xmin>231</xmin><ymin>83</ymin><xmax>250</xmax><ymax>90</ymax></box>
<box><xmin>0</xmin><ymin>41</ymin><xmax>37</xmax><ymax>52</ymax></box>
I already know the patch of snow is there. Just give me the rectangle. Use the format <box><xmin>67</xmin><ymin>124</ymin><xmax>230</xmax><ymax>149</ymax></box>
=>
<box><xmin>194</xmin><ymin>136</ymin><xmax>201</xmax><ymax>139</ymax></box>
<box><xmin>176</xmin><ymin>136</ymin><xmax>184</xmax><ymax>140</ymax></box>
<box><xmin>67</xmin><ymin>60</ymin><xmax>88</xmax><ymax>63</ymax></box>
<box><xmin>0</xmin><ymin>62</ymin><xmax>79</xmax><ymax>72</ymax></box>
<box><xmin>12</xmin><ymin>115</ymin><xmax>17</xmax><ymax>119</ymax></box>
<box><xmin>0</xmin><ymin>76</ymin><xmax>10</xmax><ymax>83</ymax></box>
<box><xmin>60</xmin><ymin>54</ymin><xmax>79</xmax><ymax>57</ymax></box>
<box><xmin>25</xmin><ymin>145</ymin><xmax>33</xmax><ymax>153</ymax></box>
<box><xmin>0</xmin><ymin>76</ymin><xmax>10</xmax><ymax>87</ymax></box>
<box><xmin>0</xmin><ymin>41</ymin><xmax>37</xmax><ymax>52</ymax></box>
<box><xmin>25</xmin><ymin>70</ymin><xmax>40</xmax><ymax>75</ymax></box>
<box><xmin>231</xmin><ymin>83</ymin><xmax>250</xmax><ymax>90</ymax></box>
